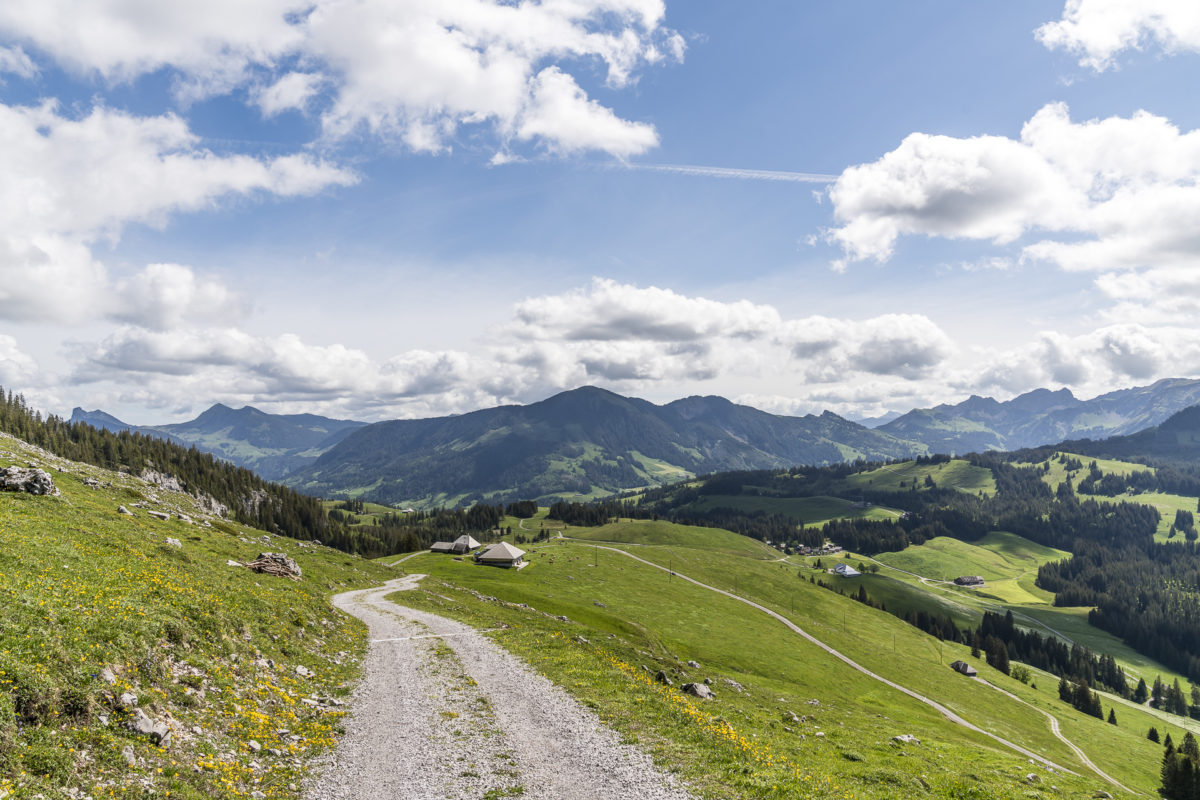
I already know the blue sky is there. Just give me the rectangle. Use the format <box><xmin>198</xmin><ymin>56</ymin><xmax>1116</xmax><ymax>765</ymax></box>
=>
<box><xmin>1</xmin><ymin>1</ymin><xmax>1199</xmax><ymax>423</ymax></box>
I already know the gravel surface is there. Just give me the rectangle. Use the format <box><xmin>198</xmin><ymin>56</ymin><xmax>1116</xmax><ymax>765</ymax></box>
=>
<box><xmin>304</xmin><ymin>576</ymin><xmax>697</xmax><ymax>800</ymax></box>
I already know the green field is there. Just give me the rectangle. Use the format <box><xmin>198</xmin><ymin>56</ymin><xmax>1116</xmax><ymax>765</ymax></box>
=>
<box><xmin>390</xmin><ymin>520</ymin><xmax>1183</xmax><ymax>797</ymax></box>
<box><xmin>840</xmin><ymin>459</ymin><xmax>997</xmax><ymax>496</ymax></box>
<box><xmin>0</xmin><ymin>433</ymin><xmax>395</xmax><ymax>800</ymax></box>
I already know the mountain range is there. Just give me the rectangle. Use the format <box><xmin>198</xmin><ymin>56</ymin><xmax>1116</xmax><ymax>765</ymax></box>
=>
<box><xmin>286</xmin><ymin>386</ymin><xmax>927</xmax><ymax>505</ymax></box>
<box><xmin>70</xmin><ymin>376</ymin><xmax>1200</xmax><ymax>506</ymax></box>
<box><xmin>876</xmin><ymin>377</ymin><xmax>1200</xmax><ymax>453</ymax></box>
<box><xmin>70</xmin><ymin>403</ymin><xmax>365</xmax><ymax>481</ymax></box>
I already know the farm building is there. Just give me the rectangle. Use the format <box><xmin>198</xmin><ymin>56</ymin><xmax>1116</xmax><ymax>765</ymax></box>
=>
<box><xmin>451</xmin><ymin>534</ymin><xmax>481</xmax><ymax>554</ymax></box>
<box><xmin>429</xmin><ymin>541</ymin><xmax>455</xmax><ymax>553</ymax></box>
<box><xmin>954</xmin><ymin>575</ymin><xmax>985</xmax><ymax>586</ymax></box>
<box><xmin>475</xmin><ymin>541</ymin><xmax>526</xmax><ymax>568</ymax></box>
<box><xmin>949</xmin><ymin>660</ymin><xmax>978</xmax><ymax>677</ymax></box>
<box><xmin>832</xmin><ymin>563</ymin><xmax>860</xmax><ymax>578</ymax></box>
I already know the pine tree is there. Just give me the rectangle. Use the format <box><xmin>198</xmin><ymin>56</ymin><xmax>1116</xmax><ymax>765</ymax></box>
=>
<box><xmin>1058</xmin><ymin>675</ymin><xmax>1073</xmax><ymax>703</ymax></box>
<box><xmin>1149</xmin><ymin>727</ymin><xmax>1161</xmax><ymax>743</ymax></box>
<box><xmin>1107</xmin><ymin>708</ymin><xmax>1116</xmax><ymax>725</ymax></box>
<box><xmin>1162</xmin><ymin>738</ymin><xmax>1180</xmax><ymax>800</ymax></box>
<box><xmin>1134</xmin><ymin>677</ymin><xmax>1150</xmax><ymax>704</ymax></box>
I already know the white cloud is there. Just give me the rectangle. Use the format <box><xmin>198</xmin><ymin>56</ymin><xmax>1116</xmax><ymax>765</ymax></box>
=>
<box><xmin>0</xmin><ymin>100</ymin><xmax>354</xmax><ymax>325</ymax></box>
<box><xmin>0</xmin><ymin>0</ymin><xmax>305</xmax><ymax>98</ymax></box>
<box><xmin>0</xmin><ymin>0</ymin><xmax>680</xmax><ymax>157</ymax></box>
<box><xmin>254</xmin><ymin>71</ymin><xmax>324</xmax><ymax>117</ymax></box>
<box><xmin>781</xmin><ymin>314</ymin><xmax>954</xmax><ymax>381</ymax></box>
<box><xmin>828</xmin><ymin>103</ymin><xmax>1200</xmax><ymax>284</ymax></box>
<box><xmin>1037</xmin><ymin>0</ymin><xmax>1200</xmax><ymax>71</ymax></box>
<box><xmin>0</xmin><ymin>44</ymin><xmax>34</xmax><ymax>77</ymax></box>
<box><xmin>0</xmin><ymin>334</ymin><xmax>38</xmax><ymax>388</ymax></box>
<box><xmin>510</xmin><ymin>278</ymin><xmax>780</xmax><ymax>342</ymax></box>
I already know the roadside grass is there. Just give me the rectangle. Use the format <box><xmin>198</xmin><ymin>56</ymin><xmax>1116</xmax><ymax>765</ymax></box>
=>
<box><xmin>839</xmin><ymin>460</ymin><xmax>996</xmax><ymax>496</ymax></box>
<box><xmin>0</xmin><ymin>433</ymin><xmax>394</xmax><ymax>800</ymax></box>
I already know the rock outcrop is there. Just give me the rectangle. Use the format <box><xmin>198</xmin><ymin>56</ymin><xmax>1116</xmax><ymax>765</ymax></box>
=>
<box><xmin>0</xmin><ymin>466</ymin><xmax>59</xmax><ymax>495</ymax></box>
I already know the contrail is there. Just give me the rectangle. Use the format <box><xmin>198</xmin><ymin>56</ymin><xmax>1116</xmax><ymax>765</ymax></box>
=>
<box><xmin>626</xmin><ymin>162</ymin><xmax>839</xmax><ymax>183</ymax></box>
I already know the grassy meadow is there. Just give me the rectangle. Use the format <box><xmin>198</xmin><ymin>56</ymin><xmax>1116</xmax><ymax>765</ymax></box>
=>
<box><xmin>0</xmin><ymin>433</ymin><xmax>395</xmax><ymax>800</ymax></box>
<box><xmin>389</xmin><ymin>518</ymin><xmax>1175</xmax><ymax>798</ymax></box>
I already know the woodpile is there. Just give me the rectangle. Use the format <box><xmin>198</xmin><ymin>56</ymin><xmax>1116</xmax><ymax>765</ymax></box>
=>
<box><xmin>244</xmin><ymin>552</ymin><xmax>303</xmax><ymax>580</ymax></box>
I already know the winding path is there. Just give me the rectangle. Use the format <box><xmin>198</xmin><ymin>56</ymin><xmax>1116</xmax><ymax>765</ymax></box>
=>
<box><xmin>569</xmin><ymin>539</ymin><xmax>1136</xmax><ymax>793</ymax></box>
<box><xmin>305</xmin><ymin>576</ymin><xmax>696</xmax><ymax>800</ymax></box>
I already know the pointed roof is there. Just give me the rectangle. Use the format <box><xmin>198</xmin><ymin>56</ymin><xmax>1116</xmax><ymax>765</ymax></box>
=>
<box><xmin>454</xmin><ymin>534</ymin><xmax>481</xmax><ymax>549</ymax></box>
<box><xmin>477</xmin><ymin>541</ymin><xmax>526</xmax><ymax>561</ymax></box>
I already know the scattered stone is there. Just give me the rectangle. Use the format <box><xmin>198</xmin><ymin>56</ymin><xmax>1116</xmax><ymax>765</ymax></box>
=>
<box><xmin>573</xmin><ymin>635</ymin><xmax>589</xmax><ymax>645</ymax></box>
<box><xmin>98</xmin><ymin>714</ymin><xmax>109</xmax><ymax>726</ymax></box>
<box><xmin>556</xmin><ymin>615</ymin><xmax>570</xmax><ymax>622</ymax></box>
<box><xmin>245</xmin><ymin>553</ymin><xmax>302</xmax><ymax>580</ymax></box>
<box><xmin>814</xmin><ymin>731</ymin><xmax>825</xmax><ymax>738</ymax></box>
<box><xmin>165</xmin><ymin>538</ymin><xmax>182</xmax><ymax>548</ymax></box>
<box><xmin>1025</xmin><ymin>773</ymin><xmax>1039</xmax><ymax>784</ymax></box>
<box><xmin>682</xmin><ymin>683</ymin><xmax>715</xmax><ymax>700</ymax></box>
<box><xmin>687</xmin><ymin>660</ymin><xmax>700</xmax><ymax>669</ymax></box>
<box><xmin>117</xmin><ymin>505</ymin><xmax>134</xmax><ymax>516</ymax></box>
<box><xmin>122</xmin><ymin>746</ymin><xmax>137</xmax><ymax>767</ymax></box>
<box><xmin>0</xmin><ymin>466</ymin><xmax>59</xmax><ymax>496</ymax></box>
<box><xmin>295</xmin><ymin>665</ymin><xmax>313</xmax><ymax>678</ymax></box>
<box><xmin>269</xmin><ymin>748</ymin><xmax>283</xmax><ymax>757</ymax></box>
<box><xmin>118</xmin><ymin>692</ymin><xmax>138</xmax><ymax>708</ymax></box>
<box><xmin>227</xmin><ymin>560</ymin><xmax>243</xmax><ymax>567</ymax></box>
<box><xmin>891</xmin><ymin>734</ymin><xmax>920</xmax><ymax>746</ymax></box>
<box><xmin>783</xmin><ymin>711</ymin><xmax>799</xmax><ymax>723</ymax></box>
<box><xmin>147</xmin><ymin>510</ymin><xmax>171</xmax><ymax>521</ymax></box>
<box><xmin>99</xmin><ymin>667</ymin><xmax>117</xmax><ymax>685</ymax></box>
<box><xmin>128</xmin><ymin>708</ymin><xmax>171</xmax><ymax>746</ymax></box>
<box><xmin>703</xmin><ymin>677</ymin><xmax>713</xmax><ymax>685</ymax></box>
<box><xmin>247</xmin><ymin>740</ymin><xmax>262</xmax><ymax>753</ymax></box>
<box><xmin>176</xmin><ymin>513</ymin><xmax>193</xmax><ymax>524</ymax></box>
<box><xmin>721</xmin><ymin>678</ymin><xmax>745</xmax><ymax>693</ymax></box>
<box><xmin>593</xmin><ymin>601</ymin><xmax>607</xmax><ymax>608</ymax></box>
<box><xmin>806</xmin><ymin>698</ymin><xmax>820</xmax><ymax>706</ymax></box>
<box><xmin>655</xmin><ymin>670</ymin><xmax>673</xmax><ymax>687</ymax></box>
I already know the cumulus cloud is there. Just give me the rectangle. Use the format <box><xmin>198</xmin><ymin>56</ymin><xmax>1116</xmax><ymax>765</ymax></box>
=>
<box><xmin>781</xmin><ymin>314</ymin><xmax>954</xmax><ymax>381</ymax></box>
<box><xmin>1037</xmin><ymin>0</ymin><xmax>1200</xmax><ymax>71</ymax></box>
<box><xmin>510</xmin><ymin>278</ymin><xmax>781</xmax><ymax>342</ymax></box>
<box><xmin>60</xmin><ymin>280</ymin><xmax>965</xmax><ymax>420</ymax></box>
<box><xmin>828</xmin><ymin>103</ymin><xmax>1200</xmax><ymax>286</ymax></box>
<box><xmin>0</xmin><ymin>100</ymin><xmax>354</xmax><ymax>325</ymax></box>
<box><xmin>0</xmin><ymin>0</ymin><xmax>680</xmax><ymax>157</ymax></box>
<box><xmin>0</xmin><ymin>335</ymin><xmax>38</xmax><ymax>389</ymax></box>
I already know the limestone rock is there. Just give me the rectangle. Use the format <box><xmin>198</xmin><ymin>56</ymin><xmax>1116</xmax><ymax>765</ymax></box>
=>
<box><xmin>655</xmin><ymin>670</ymin><xmax>673</xmax><ymax>687</ymax></box>
<box><xmin>128</xmin><ymin>708</ymin><xmax>171</xmax><ymax>746</ymax></box>
<box><xmin>147</xmin><ymin>510</ymin><xmax>170</xmax><ymax>521</ymax></box>
<box><xmin>165</xmin><ymin>538</ymin><xmax>182</xmax><ymax>548</ymax></box>
<box><xmin>682</xmin><ymin>682</ymin><xmax>715</xmax><ymax>700</ymax></box>
<box><xmin>0</xmin><ymin>466</ymin><xmax>59</xmax><ymax>496</ymax></box>
<box><xmin>892</xmin><ymin>734</ymin><xmax>920</xmax><ymax>745</ymax></box>
<box><xmin>117</xmin><ymin>505</ymin><xmax>134</xmax><ymax>516</ymax></box>
<box><xmin>687</xmin><ymin>660</ymin><xmax>700</xmax><ymax>668</ymax></box>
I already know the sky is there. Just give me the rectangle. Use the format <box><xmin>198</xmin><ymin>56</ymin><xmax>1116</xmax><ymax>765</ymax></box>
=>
<box><xmin>1</xmin><ymin>1</ymin><xmax>1199</xmax><ymax>424</ymax></box>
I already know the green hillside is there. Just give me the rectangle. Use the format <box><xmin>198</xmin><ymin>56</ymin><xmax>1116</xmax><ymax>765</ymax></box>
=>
<box><xmin>391</xmin><ymin>520</ymin><xmax>1174</xmax><ymax>797</ymax></box>
<box><xmin>0</xmin><ymin>432</ymin><xmax>394</xmax><ymax>800</ymax></box>
<box><xmin>840</xmin><ymin>458</ymin><xmax>996</xmax><ymax>495</ymax></box>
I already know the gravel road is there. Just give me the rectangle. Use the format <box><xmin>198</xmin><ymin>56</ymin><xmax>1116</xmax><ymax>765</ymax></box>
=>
<box><xmin>304</xmin><ymin>576</ymin><xmax>697</xmax><ymax>800</ymax></box>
